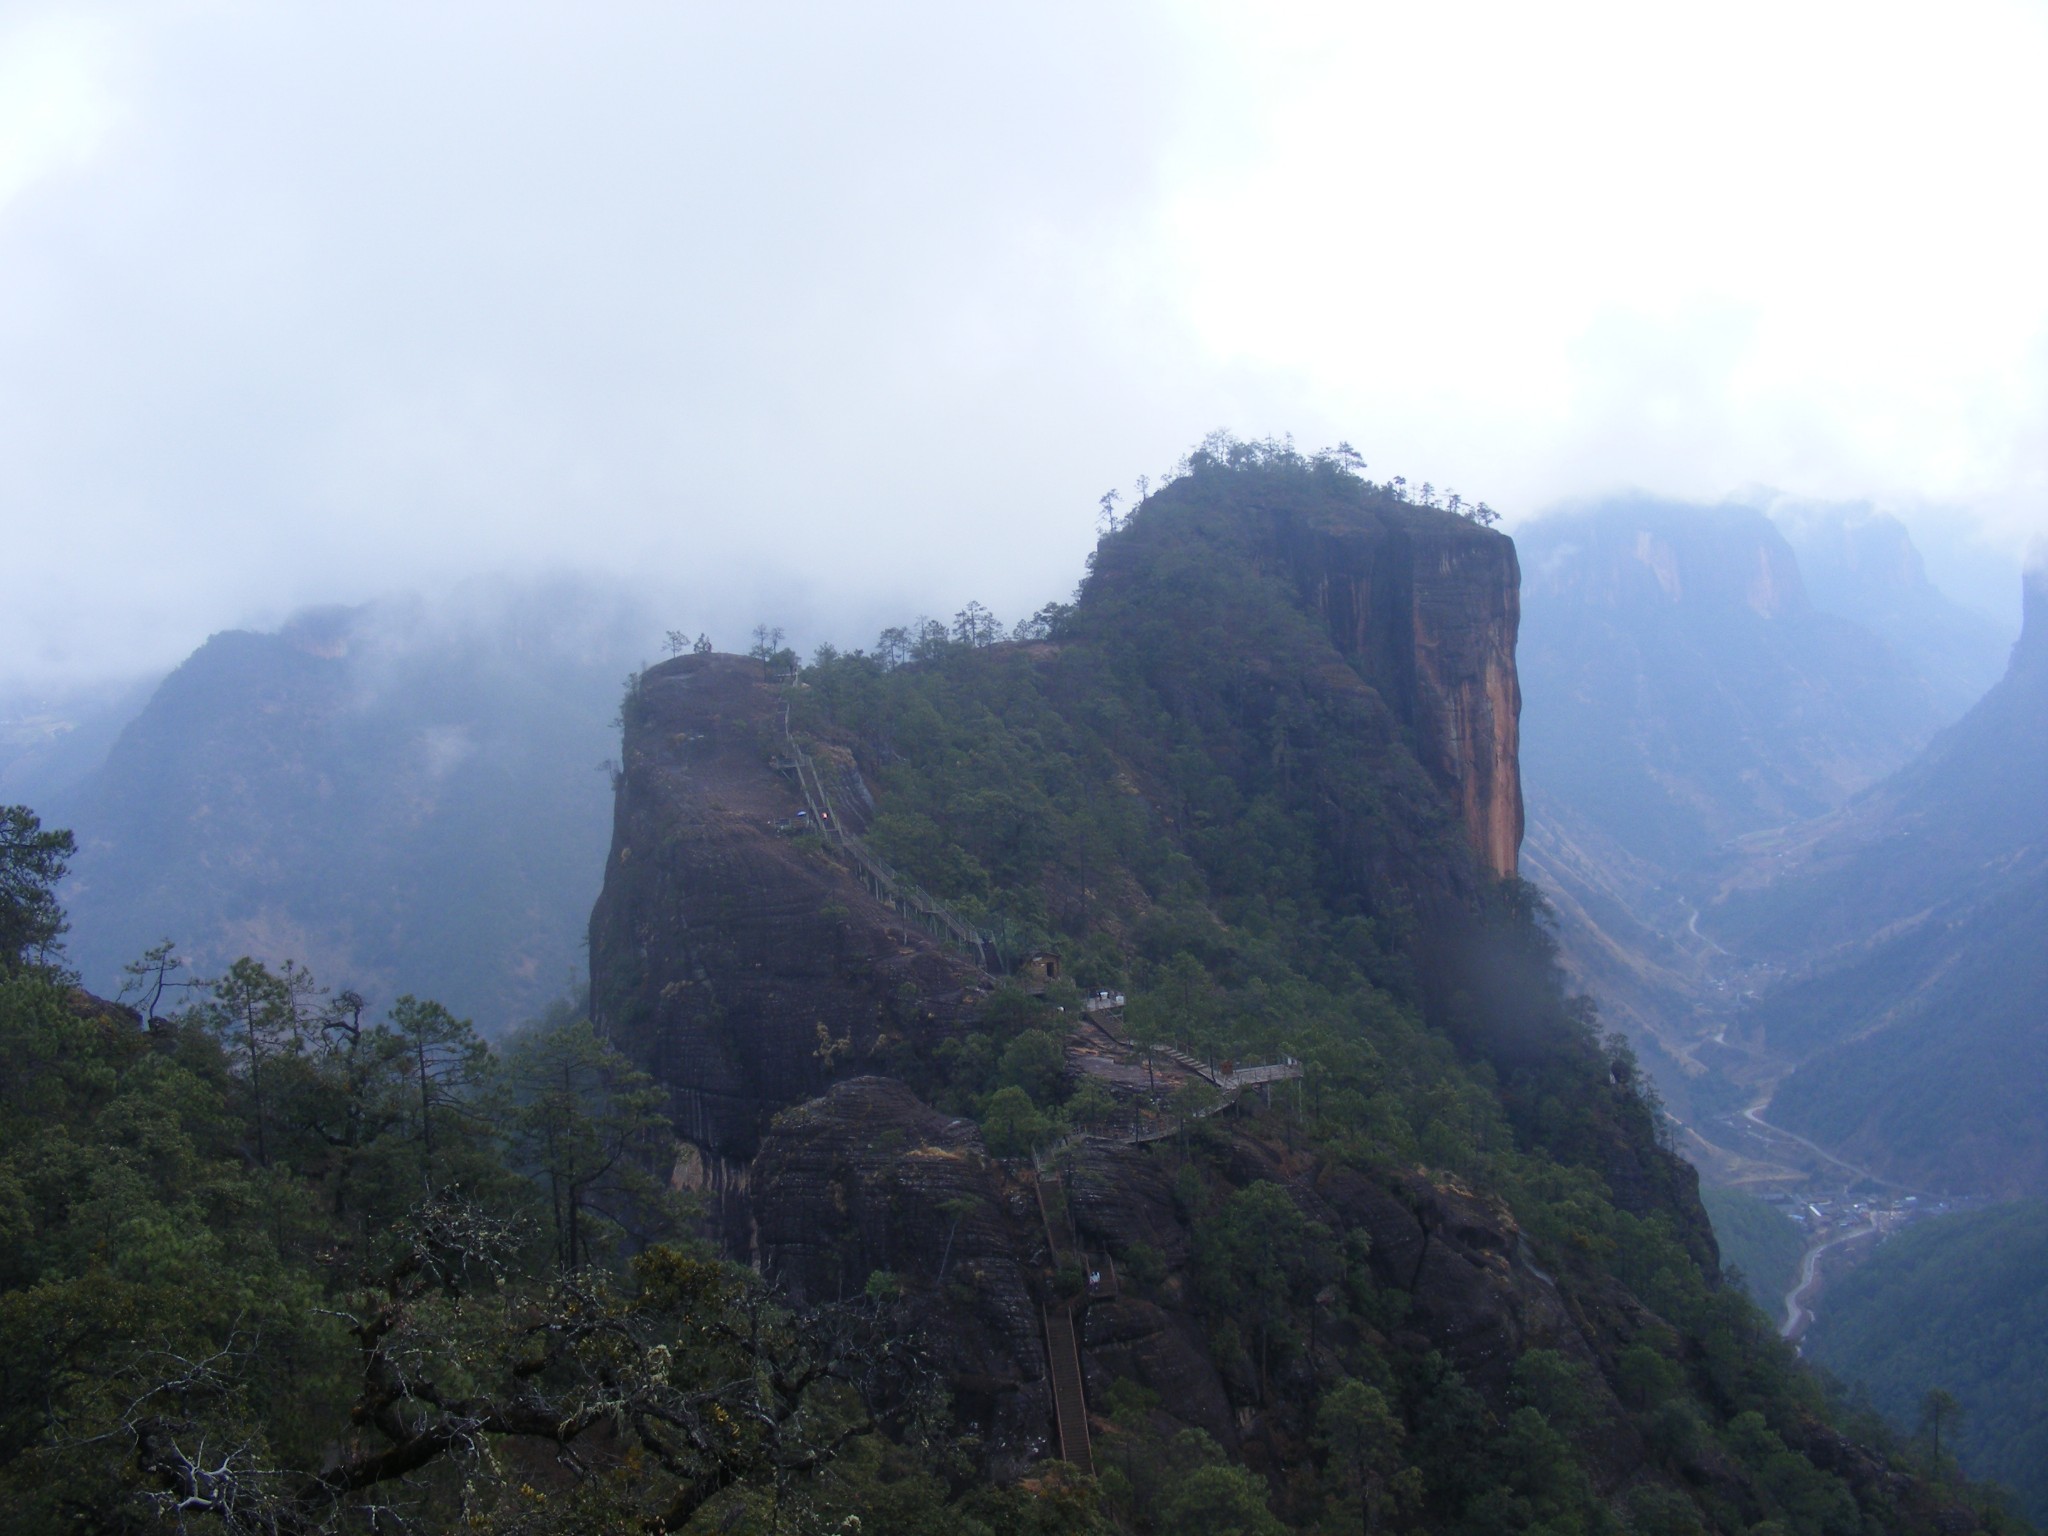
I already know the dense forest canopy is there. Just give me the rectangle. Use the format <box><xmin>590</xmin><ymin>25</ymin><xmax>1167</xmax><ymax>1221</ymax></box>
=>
<box><xmin>1805</xmin><ymin>1201</ymin><xmax>2048</xmax><ymax>1523</ymax></box>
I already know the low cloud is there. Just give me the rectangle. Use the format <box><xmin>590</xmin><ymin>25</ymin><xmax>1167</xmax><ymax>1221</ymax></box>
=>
<box><xmin>4</xmin><ymin>3</ymin><xmax>2044</xmax><ymax>690</ymax></box>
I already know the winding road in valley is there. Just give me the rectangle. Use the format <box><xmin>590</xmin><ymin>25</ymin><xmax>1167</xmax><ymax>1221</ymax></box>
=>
<box><xmin>1681</xmin><ymin>896</ymin><xmax>1729</xmax><ymax>958</ymax></box>
<box><xmin>1781</xmin><ymin>1216</ymin><xmax>1879</xmax><ymax>1340</ymax></box>
<box><xmin>1738</xmin><ymin>1095</ymin><xmax>1918</xmax><ymax>1343</ymax></box>
<box><xmin>1741</xmin><ymin>1100</ymin><xmax>1906</xmax><ymax>1192</ymax></box>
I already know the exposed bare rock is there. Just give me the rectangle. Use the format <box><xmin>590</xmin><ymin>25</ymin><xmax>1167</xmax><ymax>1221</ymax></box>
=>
<box><xmin>1079</xmin><ymin>1298</ymin><xmax>1237</xmax><ymax>1448</ymax></box>
<box><xmin>750</xmin><ymin>1076</ymin><xmax>1055</xmax><ymax>1476</ymax></box>
<box><xmin>1063</xmin><ymin>1140</ymin><xmax>1195</xmax><ymax>1274</ymax></box>
<box><xmin>1266</xmin><ymin>507</ymin><xmax>1524</xmax><ymax>878</ymax></box>
<box><xmin>588</xmin><ymin>654</ymin><xmax>986</xmax><ymax>1219</ymax></box>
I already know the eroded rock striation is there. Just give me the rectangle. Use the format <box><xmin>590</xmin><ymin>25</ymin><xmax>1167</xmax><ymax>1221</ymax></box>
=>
<box><xmin>1261</xmin><ymin>502</ymin><xmax>1524</xmax><ymax>878</ymax></box>
<box><xmin>751</xmin><ymin>1077</ymin><xmax>1060</xmax><ymax>1474</ymax></box>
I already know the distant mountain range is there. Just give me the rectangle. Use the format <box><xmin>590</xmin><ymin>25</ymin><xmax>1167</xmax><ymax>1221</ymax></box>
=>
<box><xmin>1479</xmin><ymin>500</ymin><xmax>2046</xmax><ymax>1519</ymax></box>
<box><xmin>1718</xmin><ymin>571</ymin><xmax>2048</xmax><ymax>1196</ymax></box>
<box><xmin>1521</xmin><ymin>498</ymin><xmax>2007</xmax><ymax>868</ymax></box>
<box><xmin>24</xmin><ymin>584</ymin><xmax>652</xmax><ymax>1031</ymax></box>
<box><xmin>1514</xmin><ymin>497</ymin><xmax>2011</xmax><ymax>1132</ymax></box>
<box><xmin>0</xmin><ymin>674</ymin><xmax>162</xmax><ymax>808</ymax></box>
<box><xmin>1772</xmin><ymin>502</ymin><xmax>2015</xmax><ymax>709</ymax></box>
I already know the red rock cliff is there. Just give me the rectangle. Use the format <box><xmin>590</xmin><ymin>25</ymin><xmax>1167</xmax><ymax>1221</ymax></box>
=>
<box><xmin>587</xmin><ymin>655</ymin><xmax>987</xmax><ymax>1185</ymax></box>
<box><xmin>1264</xmin><ymin>503</ymin><xmax>1524</xmax><ymax>879</ymax></box>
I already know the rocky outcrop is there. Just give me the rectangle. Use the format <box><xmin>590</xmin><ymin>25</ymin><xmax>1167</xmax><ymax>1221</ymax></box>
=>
<box><xmin>578</xmin><ymin>474</ymin><xmax>1753</xmax><ymax>1493</ymax></box>
<box><xmin>750</xmin><ymin>1077</ymin><xmax>1669</xmax><ymax>1488</ymax></box>
<box><xmin>587</xmin><ymin>654</ymin><xmax>986</xmax><ymax>1242</ymax></box>
<box><xmin>1263</xmin><ymin>505</ymin><xmax>1523</xmax><ymax>878</ymax></box>
<box><xmin>591</xmin><ymin>488</ymin><xmax>1529</xmax><ymax>1215</ymax></box>
<box><xmin>751</xmin><ymin>1077</ymin><xmax>1059</xmax><ymax>1476</ymax></box>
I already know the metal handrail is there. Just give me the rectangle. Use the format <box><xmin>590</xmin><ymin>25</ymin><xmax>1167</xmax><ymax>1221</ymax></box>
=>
<box><xmin>780</xmin><ymin>697</ymin><xmax>994</xmax><ymax>969</ymax></box>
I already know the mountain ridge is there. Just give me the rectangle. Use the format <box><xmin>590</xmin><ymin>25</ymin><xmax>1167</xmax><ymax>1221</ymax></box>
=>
<box><xmin>1717</xmin><ymin>570</ymin><xmax>2048</xmax><ymax>1194</ymax></box>
<box><xmin>49</xmin><ymin>593</ymin><xmax>640</xmax><ymax>1029</ymax></box>
<box><xmin>577</xmin><ymin>448</ymin><xmax>1997</xmax><ymax>1530</ymax></box>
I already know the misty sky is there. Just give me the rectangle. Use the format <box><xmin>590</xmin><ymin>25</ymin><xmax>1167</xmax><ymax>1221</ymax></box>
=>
<box><xmin>5</xmin><ymin>1</ymin><xmax>2046</xmax><ymax>690</ymax></box>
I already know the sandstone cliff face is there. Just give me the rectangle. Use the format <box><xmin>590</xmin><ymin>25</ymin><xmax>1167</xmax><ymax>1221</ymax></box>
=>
<box><xmin>579</xmin><ymin>478</ymin><xmax>1724</xmax><ymax>1491</ymax></box>
<box><xmin>1263</xmin><ymin>506</ymin><xmax>1523</xmax><ymax>878</ymax></box>
<box><xmin>751</xmin><ymin>1077</ymin><xmax>1060</xmax><ymax>1476</ymax></box>
<box><xmin>588</xmin><ymin>654</ymin><xmax>986</xmax><ymax>1239</ymax></box>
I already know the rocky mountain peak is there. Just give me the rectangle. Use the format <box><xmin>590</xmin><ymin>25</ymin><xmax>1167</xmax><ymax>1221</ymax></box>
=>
<box><xmin>1091</xmin><ymin>473</ymin><xmax>1524</xmax><ymax>879</ymax></box>
<box><xmin>1523</xmin><ymin>501</ymin><xmax>1811</xmax><ymax>621</ymax></box>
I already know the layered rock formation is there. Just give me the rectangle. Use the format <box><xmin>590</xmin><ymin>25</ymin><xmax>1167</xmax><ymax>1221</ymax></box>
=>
<box><xmin>1263</xmin><ymin>503</ymin><xmax>1523</xmax><ymax>879</ymax></box>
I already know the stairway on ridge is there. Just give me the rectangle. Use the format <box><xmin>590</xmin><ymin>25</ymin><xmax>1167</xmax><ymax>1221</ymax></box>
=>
<box><xmin>1042</xmin><ymin>1301</ymin><xmax>1092</xmax><ymax>1474</ymax></box>
<box><xmin>1034</xmin><ymin>1172</ymin><xmax>1094</xmax><ymax>1474</ymax></box>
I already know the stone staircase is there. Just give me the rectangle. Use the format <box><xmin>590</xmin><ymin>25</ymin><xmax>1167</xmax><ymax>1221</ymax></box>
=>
<box><xmin>1041</xmin><ymin>1300</ymin><xmax>1092</xmax><ymax>1474</ymax></box>
<box><xmin>1034</xmin><ymin>1172</ymin><xmax>1094</xmax><ymax>1474</ymax></box>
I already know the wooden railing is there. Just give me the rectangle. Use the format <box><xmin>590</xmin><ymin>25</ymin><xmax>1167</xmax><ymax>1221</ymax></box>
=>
<box><xmin>1083</xmin><ymin>1004</ymin><xmax>1303</xmax><ymax>1093</ymax></box>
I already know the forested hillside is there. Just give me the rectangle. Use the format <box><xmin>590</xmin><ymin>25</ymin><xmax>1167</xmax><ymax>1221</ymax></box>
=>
<box><xmin>1804</xmin><ymin>1201</ymin><xmax>2048</xmax><ymax>1523</ymax></box>
<box><xmin>587</xmin><ymin>441</ymin><xmax>2025</xmax><ymax>1534</ymax></box>
<box><xmin>1700</xmin><ymin>1187</ymin><xmax>1805</xmax><ymax>1314</ymax></box>
<box><xmin>0</xmin><ymin>446</ymin><xmax>2026</xmax><ymax>1533</ymax></box>
<box><xmin>1</xmin><ymin>807</ymin><xmax>1110</xmax><ymax>1532</ymax></box>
